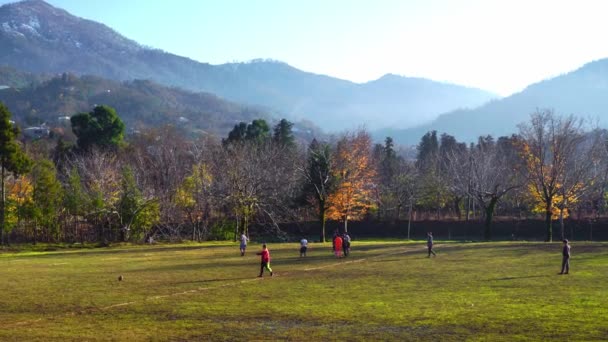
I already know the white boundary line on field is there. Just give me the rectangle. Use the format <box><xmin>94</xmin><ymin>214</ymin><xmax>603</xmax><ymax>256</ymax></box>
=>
<box><xmin>6</xmin><ymin>243</ymin><xmax>429</xmax><ymax>327</ymax></box>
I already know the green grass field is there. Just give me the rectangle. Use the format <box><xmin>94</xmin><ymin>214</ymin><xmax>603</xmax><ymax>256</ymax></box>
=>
<box><xmin>1</xmin><ymin>240</ymin><xmax>607</xmax><ymax>341</ymax></box>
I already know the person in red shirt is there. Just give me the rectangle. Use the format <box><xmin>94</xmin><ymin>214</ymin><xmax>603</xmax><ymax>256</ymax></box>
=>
<box><xmin>334</xmin><ymin>235</ymin><xmax>343</xmax><ymax>258</ymax></box>
<box><xmin>256</xmin><ymin>244</ymin><xmax>273</xmax><ymax>277</ymax></box>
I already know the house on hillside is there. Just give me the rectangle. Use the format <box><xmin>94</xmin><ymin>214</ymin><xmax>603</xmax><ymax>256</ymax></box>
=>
<box><xmin>128</xmin><ymin>128</ymin><xmax>141</xmax><ymax>136</ymax></box>
<box><xmin>58</xmin><ymin>116</ymin><xmax>71</xmax><ymax>126</ymax></box>
<box><xmin>23</xmin><ymin>124</ymin><xmax>50</xmax><ymax>139</ymax></box>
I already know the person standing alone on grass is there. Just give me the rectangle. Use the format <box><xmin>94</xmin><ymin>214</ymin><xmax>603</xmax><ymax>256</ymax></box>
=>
<box><xmin>300</xmin><ymin>238</ymin><xmax>308</xmax><ymax>257</ymax></box>
<box><xmin>560</xmin><ymin>239</ymin><xmax>571</xmax><ymax>275</ymax></box>
<box><xmin>240</xmin><ymin>233</ymin><xmax>249</xmax><ymax>256</ymax></box>
<box><xmin>256</xmin><ymin>244</ymin><xmax>273</xmax><ymax>277</ymax></box>
<box><xmin>427</xmin><ymin>232</ymin><xmax>436</xmax><ymax>257</ymax></box>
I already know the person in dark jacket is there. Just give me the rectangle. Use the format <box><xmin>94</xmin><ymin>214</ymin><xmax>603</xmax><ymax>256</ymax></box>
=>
<box><xmin>427</xmin><ymin>232</ymin><xmax>436</xmax><ymax>257</ymax></box>
<box><xmin>560</xmin><ymin>239</ymin><xmax>571</xmax><ymax>275</ymax></box>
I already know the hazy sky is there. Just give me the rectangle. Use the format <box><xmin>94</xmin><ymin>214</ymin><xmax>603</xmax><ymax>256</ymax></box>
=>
<box><xmin>3</xmin><ymin>0</ymin><xmax>608</xmax><ymax>96</ymax></box>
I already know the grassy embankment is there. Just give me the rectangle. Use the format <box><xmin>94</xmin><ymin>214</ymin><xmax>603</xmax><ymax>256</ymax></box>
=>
<box><xmin>1</xmin><ymin>240</ymin><xmax>607</xmax><ymax>341</ymax></box>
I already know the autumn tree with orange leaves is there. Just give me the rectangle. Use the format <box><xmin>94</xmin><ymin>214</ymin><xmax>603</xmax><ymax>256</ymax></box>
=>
<box><xmin>326</xmin><ymin>130</ymin><xmax>377</xmax><ymax>233</ymax></box>
<box><xmin>518</xmin><ymin>110</ymin><xmax>601</xmax><ymax>241</ymax></box>
<box><xmin>7</xmin><ymin>176</ymin><xmax>34</xmax><ymax>237</ymax></box>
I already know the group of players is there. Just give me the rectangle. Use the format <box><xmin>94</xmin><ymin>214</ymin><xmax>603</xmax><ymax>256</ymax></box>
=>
<box><xmin>236</xmin><ymin>231</ymin><xmax>572</xmax><ymax>278</ymax></box>
<box><xmin>330</xmin><ymin>231</ymin><xmax>352</xmax><ymax>258</ymax></box>
<box><xmin>238</xmin><ymin>231</ymin><xmax>352</xmax><ymax>278</ymax></box>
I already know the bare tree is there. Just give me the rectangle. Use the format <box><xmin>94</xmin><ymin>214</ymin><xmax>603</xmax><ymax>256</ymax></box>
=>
<box><xmin>448</xmin><ymin>137</ymin><xmax>519</xmax><ymax>240</ymax></box>
<box><xmin>216</xmin><ymin>141</ymin><xmax>299</xmax><ymax>240</ymax></box>
<box><xmin>554</xmin><ymin>129</ymin><xmax>603</xmax><ymax>240</ymax></box>
<box><xmin>518</xmin><ymin>110</ymin><xmax>589</xmax><ymax>242</ymax></box>
<box><xmin>127</xmin><ymin>127</ymin><xmax>193</xmax><ymax>240</ymax></box>
<box><xmin>393</xmin><ymin>160</ymin><xmax>419</xmax><ymax>239</ymax></box>
<box><xmin>67</xmin><ymin>148</ymin><xmax>122</xmax><ymax>242</ymax></box>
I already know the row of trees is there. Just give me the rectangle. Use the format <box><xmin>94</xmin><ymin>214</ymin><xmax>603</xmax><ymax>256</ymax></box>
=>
<box><xmin>1</xmin><ymin>101</ymin><xmax>606</xmax><ymax>245</ymax></box>
<box><xmin>383</xmin><ymin>111</ymin><xmax>605</xmax><ymax>242</ymax></box>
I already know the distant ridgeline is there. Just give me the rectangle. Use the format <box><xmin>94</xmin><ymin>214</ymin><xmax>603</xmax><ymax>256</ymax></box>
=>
<box><xmin>381</xmin><ymin>59</ymin><xmax>608</xmax><ymax>145</ymax></box>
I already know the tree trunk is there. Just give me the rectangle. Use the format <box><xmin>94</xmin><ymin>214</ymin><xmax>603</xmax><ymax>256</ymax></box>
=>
<box><xmin>234</xmin><ymin>215</ymin><xmax>239</xmax><ymax>242</ymax></box>
<box><xmin>344</xmin><ymin>215</ymin><xmax>348</xmax><ymax>233</ymax></box>
<box><xmin>484</xmin><ymin>197</ymin><xmax>498</xmax><ymax>241</ymax></box>
<box><xmin>190</xmin><ymin>212</ymin><xmax>196</xmax><ymax>242</ymax></box>
<box><xmin>319</xmin><ymin>200</ymin><xmax>326</xmax><ymax>243</ymax></box>
<box><xmin>33</xmin><ymin>219</ymin><xmax>37</xmax><ymax>245</ymax></box>
<box><xmin>407</xmin><ymin>200</ymin><xmax>413</xmax><ymax>240</ymax></box>
<box><xmin>465</xmin><ymin>194</ymin><xmax>470</xmax><ymax>222</ymax></box>
<box><xmin>559</xmin><ymin>207</ymin><xmax>565</xmax><ymax>241</ymax></box>
<box><xmin>244</xmin><ymin>214</ymin><xmax>249</xmax><ymax>238</ymax></box>
<box><xmin>472</xmin><ymin>200</ymin><xmax>476</xmax><ymax>219</ymax></box>
<box><xmin>545</xmin><ymin>202</ymin><xmax>553</xmax><ymax>242</ymax></box>
<box><xmin>454</xmin><ymin>197</ymin><xmax>461</xmax><ymax>220</ymax></box>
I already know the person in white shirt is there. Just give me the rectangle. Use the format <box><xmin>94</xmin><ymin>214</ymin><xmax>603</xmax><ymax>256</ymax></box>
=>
<box><xmin>300</xmin><ymin>238</ymin><xmax>308</xmax><ymax>257</ymax></box>
<box><xmin>342</xmin><ymin>233</ymin><xmax>351</xmax><ymax>256</ymax></box>
<box><xmin>240</xmin><ymin>233</ymin><xmax>249</xmax><ymax>256</ymax></box>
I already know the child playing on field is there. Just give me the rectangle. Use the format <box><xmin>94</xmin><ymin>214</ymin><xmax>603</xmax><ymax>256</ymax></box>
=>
<box><xmin>256</xmin><ymin>244</ymin><xmax>273</xmax><ymax>277</ymax></box>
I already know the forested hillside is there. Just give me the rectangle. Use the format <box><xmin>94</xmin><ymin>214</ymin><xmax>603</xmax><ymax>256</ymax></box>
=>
<box><xmin>0</xmin><ymin>71</ymin><xmax>272</xmax><ymax>137</ymax></box>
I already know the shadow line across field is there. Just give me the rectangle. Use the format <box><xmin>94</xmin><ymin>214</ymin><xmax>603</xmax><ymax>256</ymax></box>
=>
<box><xmin>170</xmin><ymin>277</ymin><xmax>252</xmax><ymax>285</ymax></box>
<box><xmin>0</xmin><ymin>244</ymin><xmax>234</xmax><ymax>259</ymax></box>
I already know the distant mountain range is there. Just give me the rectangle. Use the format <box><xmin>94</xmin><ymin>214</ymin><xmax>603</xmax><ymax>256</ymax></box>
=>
<box><xmin>0</xmin><ymin>0</ymin><xmax>497</xmax><ymax>131</ymax></box>
<box><xmin>381</xmin><ymin>59</ymin><xmax>608</xmax><ymax>144</ymax></box>
<box><xmin>2</xmin><ymin>0</ymin><xmax>607</xmax><ymax>146</ymax></box>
